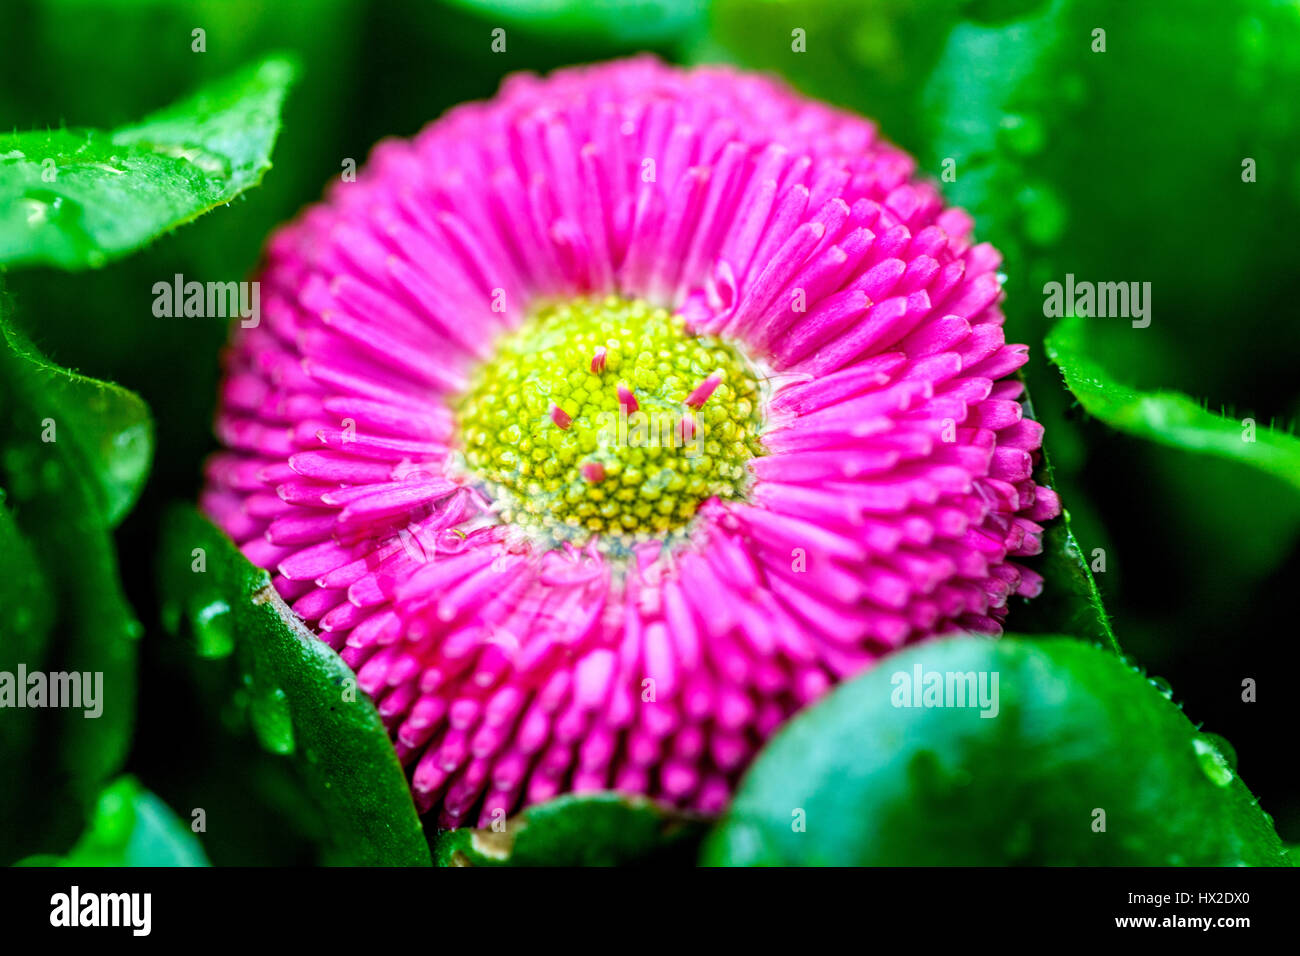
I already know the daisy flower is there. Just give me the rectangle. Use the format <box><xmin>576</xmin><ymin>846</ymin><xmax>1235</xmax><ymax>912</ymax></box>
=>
<box><xmin>202</xmin><ymin>56</ymin><xmax>1060</xmax><ymax>827</ymax></box>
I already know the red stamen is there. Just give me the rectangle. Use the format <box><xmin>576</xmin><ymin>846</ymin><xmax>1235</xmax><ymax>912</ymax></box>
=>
<box><xmin>617</xmin><ymin>383</ymin><xmax>638</xmax><ymax>414</ymax></box>
<box><xmin>678</xmin><ymin>415</ymin><xmax>696</xmax><ymax>444</ymax></box>
<box><xmin>685</xmin><ymin>371</ymin><xmax>722</xmax><ymax>409</ymax></box>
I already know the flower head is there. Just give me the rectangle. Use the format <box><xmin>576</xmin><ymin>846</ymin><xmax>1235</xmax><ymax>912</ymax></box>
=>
<box><xmin>203</xmin><ymin>57</ymin><xmax>1060</xmax><ymax>827</ymax></box>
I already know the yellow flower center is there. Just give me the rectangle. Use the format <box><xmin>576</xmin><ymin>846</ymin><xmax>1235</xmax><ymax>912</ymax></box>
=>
<box><xmin>455</xmin><ymin>296</ymin><xmax>765</xmax><ymax>550</ymax></box>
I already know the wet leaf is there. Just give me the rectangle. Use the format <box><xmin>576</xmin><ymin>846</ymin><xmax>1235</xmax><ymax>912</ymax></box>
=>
<box><xmin>0</xmin><ymin>55</ymin><xmax>297</xmax><ymax>269</ymax></box>
<box><xmin>0</xmin><ymin>317</ymin><xmax>152</xmax><ymax>526</ymax></box>
<box><xmin>1012</xmin><ymin>375</ymin><xmax>1118</xmax><ymax>652</ymax></box>
<box><xmin>435</xmin><ymin>791</ymin><xmax>707</xmax><ymax>866</ymax></box>
<box><xmin>0</xmin><ymin>492</ymin><xmax>55</xmax><ymax>847</ymax></box>
<box><xmin>443</xmin><ymin>0</ymin><xmax>705</xmax><ymax>45</ymax></box>
<box><xmin>159</xmin><ymin>507</ymin><xmax>430</xmax><ymax>866</ymax></box>
<box><xmin>1047</xmin><ymin>314</ymin><xmax>1300</xmax><ymax>496</ymax></box>
<box><xmin>704</xmin><ymin>636</ymin><xmax>1289</xmax><ymax>865</ymax></box>
<box><xmin>0</xmin><ymin>302</ymin><xmax>145</xmax><ymax>862</ymax></box>
<box><xmin>18</xmin><ymin>776</ymin><xmax>209</xmax><ymax>867</ymax></box>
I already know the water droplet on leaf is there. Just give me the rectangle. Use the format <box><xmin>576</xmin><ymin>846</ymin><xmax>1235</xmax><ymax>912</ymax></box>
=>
<box><xmin>192</xmin><ymin>598</ymin><xmax>234</xmax><ymax>658</ymax></box>
<box><xmin>1192</xmin><ymin>737</ymin><xmax>1235</xmax><ymax>787</ymax></box>
<box><xmin>1147</xmin><ymin>675</ymin><xmax>1174</xmax><ymax>700</ymax></box>
<box><xmin>250</xmin><ymin>685</ymin><xmax>295</xmax><ymax>755</ymax></box>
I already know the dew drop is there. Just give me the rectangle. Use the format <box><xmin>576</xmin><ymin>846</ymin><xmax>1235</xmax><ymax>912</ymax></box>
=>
<box><xmin>1201</xmin><ymin>732</ymin><xmax>1238</xmax><ymax>772</ymax></box>
<box><xmin>192</xmin><ymin>598</ymin><xmax>234</xmax><ymax>659</ymax></box>
<box><xmin>95</xmin><ymin>784</ymin><xmax>134</xmax><ymax>844</ymax></box>
<box><xmin>999</xmin><ymin>113</ymin><xmax>1045</xmax><ymax>156</ymax></box>
<box><xmin>1192</xmin><ymin>737</ymin><xmax>1235</xmax><ymax>787</ymax></box>
<box><xmin>1017</xmin><ymin>183</ymin><xmax>1067</xmax><ymax>246</ymax></box>
<box><xmin>250</xmin><ymin>685</ymin><xmax>295</xmax><ymax>755</ymax></box>
<box><xmin>1147</xmin><ymin>675</ymin><xmax>1174</xmax><ymax>700</ymax></box>
<box><xmin>24</xmin><ymin>197</ymin><xmax>52</xmax><ymax>227</ymax></box>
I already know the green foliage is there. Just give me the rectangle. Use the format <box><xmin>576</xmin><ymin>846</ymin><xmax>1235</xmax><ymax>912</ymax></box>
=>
<box><xmin>0</xmin><ymin>0</ymin><xmax>1294</xmax><ymax>866</ymax></box>
<box><xmin>0</xmin><ymin>316</ymin><xmax>151</xmax><ymax>525</ymax></box>
<box><xmin>18</xmin><ymin>776</ymin><xmax>209</xmax><ymax>867</ymax></box>
<box><xmin>1010</xmin><ymin>380</ymin><xmax>1116</xmax><ymax>652</ymax></box>
<box><xmin>0</xmin><ymin>56</ymin><xmax>297</xmax><ymax>269</ymax></box>
<box><xmin>709</xmin><ymin>0</ymin><xmax>1300</xmax><ymax>345</ymax></box>
<box><xmin>444</xmin><ymin>0</ymin><xmax>706</xmax><ymax>45</ymax></box>
<box><xmin>434</xmin><ymin>791</ymin><xmax>707</xmax><ymax>866</ymax></box>
<box><xmin>0</xmin><ymin>493</ymin><xmax>55</xmax><ymax>852</ymax></box>
<box><xmin>159</xmin><ymin>509</ymin><xmax>431</xmax><ymax>867</ymax></box>
<box><xmin>0</xmin><ymin>304</ymin><xmax>146</xmax><ymax>862</ymax></box>
<box><xmin>703</xmin><ymin>636</ymin><xmax>1289</xmax><ymax>865</ymax></box>
<box><xmin>1047</xmin><ymin>315</ymin><xmax>1300</xmax><ymax>496</ymax></box>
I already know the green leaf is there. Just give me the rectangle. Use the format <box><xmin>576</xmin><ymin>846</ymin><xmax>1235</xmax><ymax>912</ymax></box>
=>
<box><xmin>707</xmin><ymin>0</ymin><xmax>1300</xmax><ymax>401</ymax></box>
<box><xmin>434</xmin><ymin>792</ymin><xmax>707</xmax><ymax>866</ymax></box>
<box><xmin>18</xmin><ymin>776</ymin><xmax>209</xmax><ymax>867</ymax></box>
<box><xmin>706</xmin><ymin>3</ymin><xmax>1122</xmax><ymax>655</ymax></box>
<box><xmin>0</xmin><ymin>302</ymin><xmax>145</xmax><ymax>861</ymax></box>
<box><xmin>703</xmin><ymin>636</ymin><xmax>1290</xmax><ymax>865</ymax></box>
<box><xmin>1015</xmin><ymin>512</ymin><xmax>1116</xmax><ymax>650</ymax></box>
<box><xmin>1046</xmin><ymin>314</ymin><xmax>1300</xmax><ymax>496</ymax></box>
<box><xmin>0</xmin><ymin>491</ymin><xmax>56</xmax><ymax>845</ymax></box>
<box><xmin>705</xmin><ymin>0</ymin><xmax>969</xmax><ymax>156</ymax></box>
<box><xmin>0</xmin><ymin>491</ymin><xmax>55</xmax><ymax>663</ymax></box>
<box><xmin>0</xmin><ymin>55</ymin><xmax>297</xmax><ymax>270</ymax></box>
<box><xmin>1012</xmin><ymin>376</ymin><xmax>1117</xmax><ymax>652</ymax></box>
<box><xmin>159</xmin><ymin>507</ymin><xmax>430</xmax><ymax>866</ymax></box>
<box><xmin>443</xmin><ymin>0</ymin><xmax>705</xmax><ymax>45</ymax></box>
<box><xmin>0</xmin><ymin>319</ymin><xmax>152</xmax><ymax>526</ymax></box>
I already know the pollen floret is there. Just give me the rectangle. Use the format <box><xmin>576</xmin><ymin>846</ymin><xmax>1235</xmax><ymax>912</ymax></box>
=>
<box><xmin>457</xmin><ymin>295</ymin><xmax>764</xmax><ymax>548</ymax></box>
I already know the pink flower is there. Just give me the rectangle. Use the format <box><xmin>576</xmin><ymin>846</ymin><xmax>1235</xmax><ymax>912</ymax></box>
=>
<box><xmin>202</xmin><ymin>56</ymin><xmax>1060</xmax><ymax>828</ymax></box>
